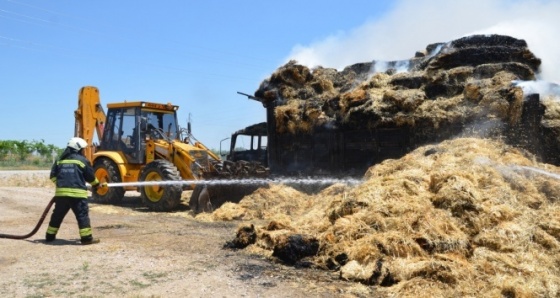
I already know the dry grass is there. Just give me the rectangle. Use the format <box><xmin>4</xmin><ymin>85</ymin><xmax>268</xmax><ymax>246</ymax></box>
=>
<box><xmin>0</xmin><ymin>171</ymin><xmax>52</xmax><ymax>187</ymax></box>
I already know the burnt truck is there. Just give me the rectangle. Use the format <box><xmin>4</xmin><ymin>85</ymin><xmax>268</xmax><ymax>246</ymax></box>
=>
<box><xmin>225</xmin><ymin>121</ymin><xmax>268</xmax><ymax>167</ymax></box>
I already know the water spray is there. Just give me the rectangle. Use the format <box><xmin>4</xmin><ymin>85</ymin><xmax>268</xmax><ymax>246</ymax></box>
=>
<box><xmin>476</xmin><ymin>156</ymin><xmax>560</xmax><ymax>181</ymax></box>
<box><xmin>104</xmin><ymin>177</ymin><xmax>363</xmax><ymax>188</ymax></box>
<box><xmin>510</xmin><ymin>165</ymin><xmax>560</xmax><ymax>180</ymax></box>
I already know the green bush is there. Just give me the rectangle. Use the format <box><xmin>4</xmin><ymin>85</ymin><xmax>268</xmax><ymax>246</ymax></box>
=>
<box><xmin>0</xmin><ymin>139</ymin><xmax>63</xmax><ymax>170</ymax></box>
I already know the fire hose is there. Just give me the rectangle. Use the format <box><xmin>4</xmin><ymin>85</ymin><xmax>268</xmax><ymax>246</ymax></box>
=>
<box><xmin>0</xmin><ymin>184</ymin><xmax>102</xmax><ymax>240</ymax></box>
<box><xmin>0</xmin><ymin>197</ymin><xmax>55</xmax><ymax>240</ymax></box>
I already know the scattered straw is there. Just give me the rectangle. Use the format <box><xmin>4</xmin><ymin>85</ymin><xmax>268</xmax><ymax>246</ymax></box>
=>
<box><xmin>214</xmin><ymin>137</ymin><xmax>560</xmax><ymax>297</ymax></box>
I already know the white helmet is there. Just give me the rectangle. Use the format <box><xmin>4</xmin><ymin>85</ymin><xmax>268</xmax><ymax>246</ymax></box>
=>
<box><xmin>67</xmin><ymin>137</ymin><xmax>88</xmax><ymax>151</ymax></box>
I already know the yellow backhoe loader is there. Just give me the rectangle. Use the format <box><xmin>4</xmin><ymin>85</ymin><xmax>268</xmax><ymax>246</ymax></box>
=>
<box><xmin>75</xmin><ymin>86</ymin><xmax>265</xmax><ymax>212</ymax></box>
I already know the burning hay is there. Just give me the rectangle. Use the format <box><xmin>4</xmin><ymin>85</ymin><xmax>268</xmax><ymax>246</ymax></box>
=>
<box><xmin>220</xmin><ymin>137</ymin><xmax>560</xmax><ymax>297</ymax></box>
<box><xmin>256</xmin><ymin>35</ymin><xmax>541</xmax><ymax>134</ymax></box>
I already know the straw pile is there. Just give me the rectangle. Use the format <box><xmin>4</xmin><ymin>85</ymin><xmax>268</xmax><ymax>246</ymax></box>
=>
<box><xmin>217</xmin><ymin>137</ymin><xmax>560</xmax><ymax>297</ymax></box>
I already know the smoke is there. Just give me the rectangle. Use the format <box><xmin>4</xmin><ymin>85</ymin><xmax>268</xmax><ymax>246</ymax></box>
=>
<box><xmin>459</xmin><ymin>118</ymin><xmax>506</xmax><ymax>139</ymax></box>
<box><xmin>512</xmin><ymin>80</ymin><xmax>560</xmax><ymax>98</ymax></box>
<box><xmin>371</xmin><ymin>60</ymin><xmax>410</xmax><ymax>74</ymax></box>
<box><xmin>287</xmin><ymin>0</ymin><xmax>560</xmax><ymax>83</ymax></box>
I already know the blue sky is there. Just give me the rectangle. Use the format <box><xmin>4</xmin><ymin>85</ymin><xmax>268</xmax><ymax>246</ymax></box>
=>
<box><xmin>1</xmin><ymin>0</ymin><xmax>559</xmax><ymax>151</ymax></box>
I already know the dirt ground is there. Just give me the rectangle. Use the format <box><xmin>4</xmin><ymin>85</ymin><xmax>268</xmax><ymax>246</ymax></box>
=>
<box><xmin>0</xmin><ymin>171</ymin><xmax>372</xmax><ymax>298</ymax></box>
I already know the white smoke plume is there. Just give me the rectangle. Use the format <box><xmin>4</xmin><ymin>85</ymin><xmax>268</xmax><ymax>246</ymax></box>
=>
<box><xmin>512</xmin><ymin>80</ymin><xmax>560</xmax><ymax>98</ymax></box>
<box><xmin>287</xmin><ymin>0</ymin><xmax>560</xmax><ymax>83</ymax></box>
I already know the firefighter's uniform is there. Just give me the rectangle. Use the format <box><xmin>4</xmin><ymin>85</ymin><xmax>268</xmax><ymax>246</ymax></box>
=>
<box><xmin>46</xmin><ymin>137</ymin><xmax>101</xmax><ymax>245</ymax></box>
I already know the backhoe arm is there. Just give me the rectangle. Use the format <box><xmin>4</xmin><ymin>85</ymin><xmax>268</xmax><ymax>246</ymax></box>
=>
<box><xmin>74</xmin><ymin>86</ymin><xmax>106</xmax><ymax>162</ymax></box>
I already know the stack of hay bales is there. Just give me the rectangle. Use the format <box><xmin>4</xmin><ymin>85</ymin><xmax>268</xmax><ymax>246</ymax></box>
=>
<box><xmin>254</xmin><ymin>34</ymin><xmax>560</xmax><ymax>167</ymax></box>
<box><xmin>255</xmin><ymin>34</ymin><xmax>541</xmax><ymax>136</ymax></box>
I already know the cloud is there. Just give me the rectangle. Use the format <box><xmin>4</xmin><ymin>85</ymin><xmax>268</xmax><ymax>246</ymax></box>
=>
<box><xmin>286</xmin><ymin>0</ymin><xmax>560</xmax><ymax>82</ymax></box>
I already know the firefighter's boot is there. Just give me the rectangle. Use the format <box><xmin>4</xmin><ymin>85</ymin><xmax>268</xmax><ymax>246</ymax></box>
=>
<box><xmin>81</xmin><ymin>238</ymin><xmax>100</xmax><ymax>245</ymax></box>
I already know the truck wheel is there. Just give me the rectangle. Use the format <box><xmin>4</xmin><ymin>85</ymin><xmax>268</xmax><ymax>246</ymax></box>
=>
<box><xmin>93</xmin><ymin>158</ymin><xmax>125</xmax><ymax>203</ymax></box>
<box><xmin>139</xmin><ymin>160</ymin><xmax>182</xmax><ymax>211</ymax></box>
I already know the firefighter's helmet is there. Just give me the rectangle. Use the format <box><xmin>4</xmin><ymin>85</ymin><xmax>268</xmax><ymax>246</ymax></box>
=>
<box><xmin>67</xmin><ymin>137</ymin><xmax>88</xmax><ymax>151</ymax></box>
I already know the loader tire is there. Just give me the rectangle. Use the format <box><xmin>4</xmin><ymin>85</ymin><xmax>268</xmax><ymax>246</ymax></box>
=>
<box><xmin>139</xmin><ymin>160</ymin><xmax>183</xmax><ymax>211</ymax></box>
<box><xmin>92</xmin><ymin>158</ymin><xmax>125</xmax><ymax>203</ymax></box>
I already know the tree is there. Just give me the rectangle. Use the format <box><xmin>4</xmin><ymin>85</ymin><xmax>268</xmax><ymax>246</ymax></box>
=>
<box><xmin>0</xmin><ymin>139</ymin><xmax>63</xmax><ymax>166</ymax></box>
<box><xmin>0</xmin><ymin>140</ymin><xmax>15</xmax><ymax>160</ymax></box>
<box><xmin>47</xmin><ymin>144</ymin><xmax>62</xmax><ymax>162</ymax></box>
<box><xmin>32</xmin><ymin>139</ymin><xmax>53</xmax><ymax>162</ymax></box>
<box><xmin>13</xmin><ymin>140</ymin><xmax>34</xmax><ymax>161</ymax></box>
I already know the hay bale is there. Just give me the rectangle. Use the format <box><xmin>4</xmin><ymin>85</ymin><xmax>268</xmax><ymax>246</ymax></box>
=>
<box><xmin>340</xmin><ymin>88</ymin><xmax>368</xmax><ymax>113</ymax></box>
<box><xmin>383</xmin><ymin>89</ymin><xmax>426</xmax><ymax>112</ymax></box>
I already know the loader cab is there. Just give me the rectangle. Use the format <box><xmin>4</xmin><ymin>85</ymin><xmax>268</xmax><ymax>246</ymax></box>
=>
<box><xmin>99</xmin><ymin>102</ymin><xmax>180</xmax><ymax>164</ymax></box>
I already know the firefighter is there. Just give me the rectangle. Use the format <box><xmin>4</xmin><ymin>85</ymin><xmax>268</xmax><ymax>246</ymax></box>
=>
<box><xmin>45</xmin><ymin>137</ymin><xmax>106</xmax><ymax>245</ymax></box>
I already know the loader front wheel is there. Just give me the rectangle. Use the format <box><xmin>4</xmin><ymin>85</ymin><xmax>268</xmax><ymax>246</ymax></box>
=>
<box><xmin>92</xmin><ymin>158</ymin><xmax>125</xmax><ymax>203</ymax></box>
<box><xmin>139</xmin><ymin>160</ymin><xmax>183</xmax><ymax>211</ymax></box>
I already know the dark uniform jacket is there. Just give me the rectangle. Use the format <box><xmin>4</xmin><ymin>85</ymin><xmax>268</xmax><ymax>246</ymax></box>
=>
<box><xmin>50</xmin><ymin>150</ymin><xmax>99</xmax><ymax>198</ymax></box>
